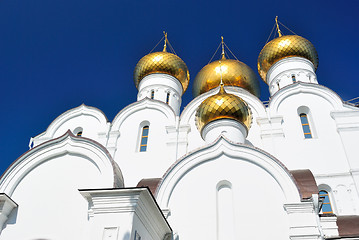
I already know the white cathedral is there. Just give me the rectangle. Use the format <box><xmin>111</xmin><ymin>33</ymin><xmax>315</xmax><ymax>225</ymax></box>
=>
<box><xmin>0</xmin><ymin>24</ymin><xmax>358</xmax><ymax>240</ymax></box>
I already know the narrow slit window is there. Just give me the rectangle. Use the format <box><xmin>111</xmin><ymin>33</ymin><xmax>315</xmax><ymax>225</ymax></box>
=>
<box><xmin>319</xmin><ymin>190</ymin><xmax>333</xmax><ymax>214</ymax></box>
<box><xmin>139</xmin><ymin>126</ymin><xmax>149</xmax><ymax>152</ymax></box>
<box><xmin>166</xmin><ymin>92</ymin><xmax>170</xmax><ymax>104</ymax></box>
<box><xmin>292</xmin><ymin>75</ymin><xmax>296</xmax><ymax>83</ymax></box>
<box><xmin>151</xmin><ymin>90</ymin><xmax>154</xmax><ymax>99</ymax></box>
<box><xmin>300</xmin><ymin>113</ymin><xmax>312</xmax><ymax>139</ymax></box>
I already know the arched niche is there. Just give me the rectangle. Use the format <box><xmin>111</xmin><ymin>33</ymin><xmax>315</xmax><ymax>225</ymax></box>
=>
<box><xmin>33</xmin><ymin>104</ymin><xmax>109</xmax><ymax>146</ymax></box>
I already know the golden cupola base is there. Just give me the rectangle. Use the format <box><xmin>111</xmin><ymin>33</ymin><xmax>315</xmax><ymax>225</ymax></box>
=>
<box><xmin>195</xmin><ymin>85</ymin><xmax>252</xmax><ymax>143</ymax></box>
<box><xmin>193</xmin><ymin>37</ymin><xmax>260</xmax><ymax>98</ymax></box>
<box><xmin>133</xmin><ymin>33</ymin><xmax>190</xmax><ymax>94</ymax></box>
<box><xmin>258</xmin><ymin>36</ymin><xmax>318</xmax><ymax>83</ymax></box>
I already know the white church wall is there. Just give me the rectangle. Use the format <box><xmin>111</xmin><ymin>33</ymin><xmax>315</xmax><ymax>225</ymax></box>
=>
<box><xmin>111</xmin><ymin>100</ymin><xmax>177</xmax><ymax>187</ymax></box>
<box><xmin>316</xmin><ymin>176</ymin><xmax>359</xmax><ymax>216</ymax></box>
<box><xmin>165</xmin><ymin>156</ymin><xmax>290</xmax><ymax>240</ymax></box>
<box><xmin>331</xmin><ymin>110</ymin><xmax>359</xmax><ymax>172</ymax></box>
<box><xmin>267</xmin><ymin>84</ymin><xmax>350</xmax><ymax>175</ymax></box>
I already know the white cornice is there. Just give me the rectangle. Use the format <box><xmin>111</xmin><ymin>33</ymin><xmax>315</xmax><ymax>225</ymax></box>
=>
<box><xmin>268</xmin><ymin>83</ymin><xmax>344</xmax><ymax>115</ymax></box>
<box><xmin>80</xmin><ymin>188</ymin><xmax>171</xmax><ymax>240</ymax></box>
<box><xmin>138</xmin><ymin>74</ymin><xmax>183</xmax><ymax>96</ymax></box>
<box><xmin>35</xmin><ymin>104</ymin><xmax>109</xmax><ymax>139</ymax></box>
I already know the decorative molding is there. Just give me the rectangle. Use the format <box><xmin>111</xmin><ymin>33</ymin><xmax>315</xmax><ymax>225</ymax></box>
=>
<box><xmin>320</xmin><ymin>215</ymin><xmax>339</xmax><ymax>238</ymax></box>
<box><xmin>157</xmin><ymin>137</ymin><xmax>301</xmax><ymax>207</ymax></box>
<box><xmin>284</xmin><ymin>202</ymin><xmax>316</xmax><ymax>214</ymax></box>
<box><xmin>0</xmin><ymin>132</ymin><xmax>124</xmax><ymax>195</ymax></box>
<box><xmin>267</xmin><ymin>57</ymin><xmax>315</xmax><ymax>83</ymax></box>
<box><xmin>34</xmin><ymin>104</ymin><xmax>109</xmax><ymax>141</ymax></box>
<box><xmin>0</xmin><ymin>193</ymin><xmax>17</xmax><ymax>233</ymax></box>
<box><xmin>331</xmin><ymin>111</ymin><xmax>359</xmax><ymax>132</ymax></box>
<box><xmin>138</xmin><ymin>74</ymin><xmax>183</xmax><ymax>96</ymax></box>
<box><xmin>269</xmin><ymin>83</ymin><xmax>344</xmax><ymax>115</ymax></box>
<box><xmin>257</xmin><ymin>116</ymin><xmax>285</xmax><ymax>138</ymax></box>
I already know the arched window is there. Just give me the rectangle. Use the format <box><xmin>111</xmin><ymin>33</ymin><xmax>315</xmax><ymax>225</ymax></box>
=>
<box><xmin>151</xmin><ymin>90</ymin><xmax>154</xmax><ymax>99</ymax></box>
<box><xmin>166</xmin><ymin>92</ymin><xmax>170</xmax><ymax>104</ymax></box>
<box><xmin>319</xmin><ymin>190</ymin><xmax>333</xmax><ymax>214</ymax></box>
<box><xmin>73</xmin><ymin>127</ymin><xmax>83</xmax><ymax>137</ymax></box>
<box><xmin>139</xmin><ymin>126</ymin><xmax>149</xmax><ymax>152</ymax></box>
<box><xmin>299</xmin><ymin>113</ymin><xmax>312</xmax><ymax>139</ymax></box>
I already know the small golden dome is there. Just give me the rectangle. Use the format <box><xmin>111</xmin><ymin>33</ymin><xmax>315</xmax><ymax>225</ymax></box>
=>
<box><xmin>258</xmin><ymin>35</ymin><xmax>318</xmax><ymax>83</ymax></box>
<box><xmin>195</xmin><ymin>85</ymin><xmax>252</xmax><ymax>134</ymax></box>
<box><xmin>134</xmin><ymin>51</ymin><xmax>190</xmax><ymax>94</ymax></box>
<box><xmin>193</xmin><ymin>58</ymin><xmax>260</xmax><ymax>98</ymax></box>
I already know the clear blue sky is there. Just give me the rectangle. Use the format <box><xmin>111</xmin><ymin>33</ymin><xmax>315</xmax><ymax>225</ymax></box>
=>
<box><xmin>0</xmin><ymin>0</ymin><xmax>358</xmax><ymax>174</ymax></box>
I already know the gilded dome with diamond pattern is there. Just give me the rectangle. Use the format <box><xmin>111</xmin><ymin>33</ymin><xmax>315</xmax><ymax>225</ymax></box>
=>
<box><xmin>258</xmin><ymin>35</ymin><xmax>318</xmax><ymax>83</ymax></box>
<box><xmin>195</xmin><ymin>85</ymin><xmax>252</xmax><ymax>134</ymax></box>
<box><xmin>193</xmin><ymin>58</ymin><xmax>260</xmax><ymax>97</ymax></box>
<box><xmin>134</xmin><ymin>51</ymin><xmax>190</xmax><ymax>94</ymax></box>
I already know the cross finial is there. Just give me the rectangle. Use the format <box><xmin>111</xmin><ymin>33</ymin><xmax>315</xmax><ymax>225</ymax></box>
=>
<box><xmin>221</xmin><ymin>36</ymin><xmax>226</xmax><ymax>59</ymax></box>
<box><xmin>218</xmin><ymin>62</ymin><xmax>226</xmax><ymax>94</ymax></box>
<box><xmin>163</xmin><ymin>31</ymin><xmax>168</xmax><ymax>52</ymax></box>
<box><xmin>275</xmin><ymin>16</ymin><xmax>283</xmax><ymax>37</ymax></box>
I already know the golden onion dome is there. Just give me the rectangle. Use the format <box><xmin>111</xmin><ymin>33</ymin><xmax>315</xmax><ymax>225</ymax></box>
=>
<box><xmin>258</xmin><ymin>35</ymin><xmax>318</xmax><ymax>83</ymax></box>
<box><xmin>134</xmin><ymin>51</ymin><xmax>190</xmax><ymax>94</ymax></box>
<box><xmin>195</xmin><ymin>85</ymin><xmax>252</xmax><ymax>134</ymax></box>
<box><xmin>193</xmin><ymin>58</ymin><xmax>260</xmax><ymax>98</ymax></box>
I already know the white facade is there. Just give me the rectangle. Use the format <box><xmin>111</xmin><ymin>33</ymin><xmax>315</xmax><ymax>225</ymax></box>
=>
<box><xmin>0</xmin><ymin>39</ymin><xmax>359</xmax><ymax>240</ymax></box>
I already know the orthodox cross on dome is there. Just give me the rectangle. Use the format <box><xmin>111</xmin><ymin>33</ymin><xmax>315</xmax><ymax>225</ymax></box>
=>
<box><xmin>219</xmin><ymin>60</ymin><xmax>224</xmax><ymax>86</ymax></box>
<box><xmin>163</xmin><ymin>31</ymin><xmax>168</xmax><ymax>52</ymax></box>
<box><xmin>219</xmin><ymin>36</ymin><xmax>225</xmax><ymax>86</ymax></box>
<box><xmin>221</xmin><ymin>36</ymin><xmax>226</xmax><ymax>60</ymax></box>
<box><xmin>275</xmin><ymin>16</ymin><xmax>283</xmax><ymax>37</ymax></box>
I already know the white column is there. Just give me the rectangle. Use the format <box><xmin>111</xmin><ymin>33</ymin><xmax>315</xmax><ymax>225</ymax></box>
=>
<box><xmin>283</xmin><ymin>202</ymin><xmax>322</xmax><ymax>240</ymax></box>
<box><xmin>331</xmin><ymin>110</ymin><xmax>359</xmax><ymax>211</ymax></box>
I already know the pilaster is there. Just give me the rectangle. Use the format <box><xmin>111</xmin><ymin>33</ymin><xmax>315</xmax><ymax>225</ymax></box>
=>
<box><xmin>284</xmin><ymin>202</ymin><xmax>321</xmax><ymax>240</ymax></box>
